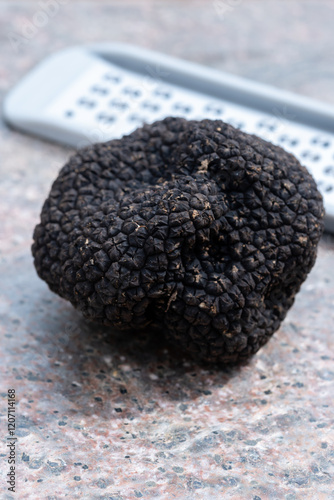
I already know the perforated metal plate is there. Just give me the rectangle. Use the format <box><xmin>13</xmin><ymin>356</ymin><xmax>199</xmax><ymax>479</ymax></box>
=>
<box><xmin>3</xmin><ymin>44</ymin><xmax>334</xmax><ymax>231</ymax></box>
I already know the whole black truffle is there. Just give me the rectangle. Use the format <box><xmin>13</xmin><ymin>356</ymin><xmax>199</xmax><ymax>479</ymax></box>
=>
<box><xmin>32</xmin><ymin>117</ymin><xmax>324</xmax><ymax>363</ymax></box>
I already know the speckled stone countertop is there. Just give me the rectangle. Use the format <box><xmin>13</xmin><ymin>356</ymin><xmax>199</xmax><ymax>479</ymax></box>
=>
<box><xmin>0</xmin><ymin>2</ymin><xmax>333</xmax><ymax>499</ymax></box>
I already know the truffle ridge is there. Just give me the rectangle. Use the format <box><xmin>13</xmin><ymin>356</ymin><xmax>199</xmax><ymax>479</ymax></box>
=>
<box><xmin>32</xmin><ymin>117</ymin><xmax>324</xmax><ymax>363</ymax></box>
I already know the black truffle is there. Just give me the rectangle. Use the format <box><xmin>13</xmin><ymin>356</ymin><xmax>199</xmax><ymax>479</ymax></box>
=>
<box><xmin>32</xmin><ymin>117</ymin><xmax>324</xmax><ymax>363</ymax></box>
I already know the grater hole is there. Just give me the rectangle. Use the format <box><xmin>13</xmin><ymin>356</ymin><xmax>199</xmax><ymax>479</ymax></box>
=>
<box><xmin>173</xmin><ymin>103</ymin><xmax>192</xmax><ymax>114</ymax></box>
<box><xmin>109</xmin><ymin>99</ymin><xmax>128</xmax><ymax>110</ymax></box>
<box><xmin>227</xmin><ymin>119</ymin><xmax>244</xmax><ymax>130</ymax></box>
<box><xmin>141</xmin><ymin>101</ymin><xmax>160</xmax><ymax>112</ymax></box>
<box><xmin>204</xmin><ymin>103</ymin><xmax>224</xmax><ymax>115</ymax></box>
<box><xmin>257</xmin><ymin>120</ymin><xmax>277</xmax><ymax>132</ymax></box>
<box><xmin>324</xmin><ymin>166</ymin><xmax>334</xmax><ymax>176</ymax></box>
<box><xmin>128</xmin><ymin>114</ymin><xmax>147</xmax><ymax>123</ymax></box>
<box><xmin>301</xmin><ymin>150</ymin><xmax>321</xmax><ymax>162</ymax></box>
<box><xmin>78</xmin><ymin>97</ymin><xmax>96</xmax><ymax>108</ymax></box>
<box><xmin>279</xmin><ymin>135</ymin><xmax>299</xmax><ymax>147</ymax></box>
<box><xmin>103</xmin><ymin>74</ymin><xmax>121</xmax><ymax>83</ymax></box>
<box><xmin>318</xmin><ymin>179</ymin><xmax>334</xmax><ymax>193</ymax></box>
<box><xmin>64</xmin><ymin>110</ymin><xmax>74</xmax><ymax>118</ymax></box>
<box><xmin>90</xmin><ymin>85</ymin><xmax>109</xmax><ymax>96</ymax></box>
<box><xmin>122</xmin><ymin>87</ymin><xmax>142</xmax><ymax>98</ymax></box>
<box><xmin>311</xmin><ymin>136</ymin><xmax>331</xmax><ymax>148</ymax></box>
<box><xmin>96</xmin><ymin>113</ymin><xmax>116</xmax><ymax>124</ymax></box>
<box><xmin>153</xmin><ymin>88</ymin><xmax>171</xmax><ymax>99</ymax></box>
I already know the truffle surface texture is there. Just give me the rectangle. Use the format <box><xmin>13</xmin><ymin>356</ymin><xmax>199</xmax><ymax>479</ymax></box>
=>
<box><xmin>32</xmin><ymin>117</ymin><xmax>324</xmax><ymax>363</ymax></box>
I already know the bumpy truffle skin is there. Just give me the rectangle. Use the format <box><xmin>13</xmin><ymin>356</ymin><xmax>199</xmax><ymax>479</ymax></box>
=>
<box><xmin>32</xmin><ymin>117</ymin><xmax>324</xmax><ymax>363</ymax></box>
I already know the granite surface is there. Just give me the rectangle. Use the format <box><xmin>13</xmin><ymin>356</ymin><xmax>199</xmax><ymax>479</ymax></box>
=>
<box><xmin>0</xmin><ymin>1</ymin><xmax>333</xmax><ymax>499</ymax></box>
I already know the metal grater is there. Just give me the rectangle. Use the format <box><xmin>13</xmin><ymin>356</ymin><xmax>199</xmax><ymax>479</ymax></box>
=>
<box><xmin>3</xmin><ymin>43</ymin><xmax>334</xmax><ymax>232</ymax></box>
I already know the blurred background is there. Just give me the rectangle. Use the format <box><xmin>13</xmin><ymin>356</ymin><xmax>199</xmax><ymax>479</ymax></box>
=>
<box><xmin>0</xmin><ymin>2</ymin><xmax>333</xmax><ymax>499</ymax></box>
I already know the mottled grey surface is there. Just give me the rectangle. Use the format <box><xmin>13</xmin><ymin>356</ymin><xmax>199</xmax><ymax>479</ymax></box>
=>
<box><xmin>0</xmin><ymin>1</ymin><xmax>333</xmax><ymax>499</ymax></box>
